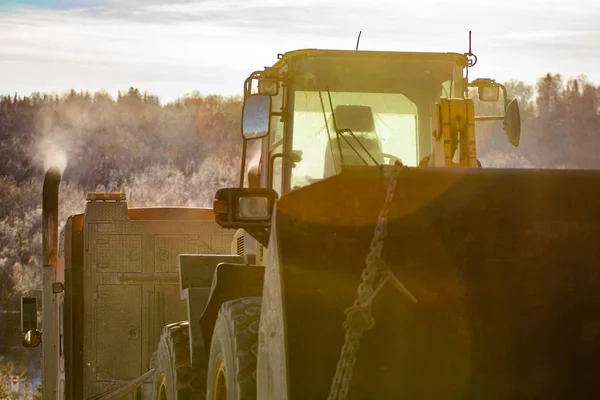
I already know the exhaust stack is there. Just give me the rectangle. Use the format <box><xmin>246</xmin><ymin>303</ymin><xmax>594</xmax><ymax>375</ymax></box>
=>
<box><xmin>43</xmin><ymin>167</ymin><xmax>61</xmax><ymax>268</ymax></box>
<box><xmin>42</xmin><ymin>166</ymin><xmax>62</xmax><ymax>400</ymax></box>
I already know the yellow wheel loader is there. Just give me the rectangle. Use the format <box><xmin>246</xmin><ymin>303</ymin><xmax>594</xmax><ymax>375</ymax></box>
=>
<box><xmin>205</xmin><ymin>47</ymin><xmax>600</xmax><ymax>400</ymax></box>
<box><xmin>23</xmin><ymin>42</ymin><xmax>600</xmax><ymax>400</ymax></box>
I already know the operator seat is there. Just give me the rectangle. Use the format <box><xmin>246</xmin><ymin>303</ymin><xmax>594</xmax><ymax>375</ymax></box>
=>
<box><xmin>323</xmin><ymin>105</ymin><xmax>384</xmax><ymax>178</ymax></box>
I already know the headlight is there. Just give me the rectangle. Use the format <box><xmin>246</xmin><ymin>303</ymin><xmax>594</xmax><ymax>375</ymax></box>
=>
<box><xmin>238</xmin><ymin>196</ymin><xmax>270</xmax><ymax>220</ymax></box>
<box><xmin>258</xmin><ymin>79</ymin><xmax>278</xmax><ymax>96</ymax></box>
<box><xmin>213</xmin><ymin>187</ymin><xmax>278</xmax><ymax>230</ymax></box>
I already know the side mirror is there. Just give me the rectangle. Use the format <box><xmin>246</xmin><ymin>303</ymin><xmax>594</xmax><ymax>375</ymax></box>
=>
<box><xmin>22</xmin><ymin>330</ymin><xmax>42</xmax><ymax>348</ymax></box>
<box><xmin>503</xmin><ymin>99</ymin><xmax>521</xmax><ymax>147</ymax></box>
<box><xmin>213</xmin><ymin>188</ymin><xmax>278</xmax><ymax>230</ymax></box>
<box><xmin>21</xmin><ymin>297</ymin><xmax>41</xmax><ymax>347</ymax></box>
<box><xmin>242</xmin><ymin>94</ymin><xmax>271</xmax><ymax>140</ymax></box>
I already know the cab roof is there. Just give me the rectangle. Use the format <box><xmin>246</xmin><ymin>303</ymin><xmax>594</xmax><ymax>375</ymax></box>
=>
<box><xmin>270</xmin><ymin>48</ymin><xmax>469</xmax><ymax>69</ymax></box>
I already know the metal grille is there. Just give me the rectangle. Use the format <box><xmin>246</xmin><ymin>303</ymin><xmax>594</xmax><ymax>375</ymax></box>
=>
<box><xmin>94</xmin><ymin>235</ymin><xmax>141</xmax><ymax>273</ymax></box>
<box><xmin>237</xmin><ymin>235</ymin><xmax>244</xmax><ymax>255</ymax></box>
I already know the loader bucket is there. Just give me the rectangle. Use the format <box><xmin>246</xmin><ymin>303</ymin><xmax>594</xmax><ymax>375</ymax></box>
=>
<box><xmin>272</xmin><ymin>165</ymin><xmax>600</xmax><ymax>400</ymax></box>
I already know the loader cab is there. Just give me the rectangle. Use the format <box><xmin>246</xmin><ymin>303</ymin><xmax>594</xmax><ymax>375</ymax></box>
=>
<box><xmin>239</xmin><ymin>49</ymin><xmax>471</xmax><ymax>196</ymax></box>
<box><xmin>215</xmin><ymin>48</ymin><xmax>521</xmax><ymax>249</ymax></box>
<box><xmin>238</xmin><ymin>49</ymin><xmax>521</xmax><ymax>196</ymax></box>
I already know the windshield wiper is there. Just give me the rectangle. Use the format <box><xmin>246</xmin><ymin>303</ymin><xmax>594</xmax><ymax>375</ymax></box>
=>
<box><xmin>317</xmin><ymin>90</ymin><xmax>342</xmax><ymax>172</ymax></box>
<box><xmin>318</xmin><ymin>87</ymin><xmax>380</xmax><ymax>169</ymax></box>
<box><xmin>337</xmin><ymin>128</ymin><xmax>380</xmax><ymax>167</ymax></box>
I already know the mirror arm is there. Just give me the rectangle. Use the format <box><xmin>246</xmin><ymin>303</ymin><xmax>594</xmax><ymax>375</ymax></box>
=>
<box><xmin>497</xmin><ymin>83</ymin><xmax>509</xmax><ymax>109</ymax></box>
<box><xmin>239</xmin><ymin>140</ymin><xmax>248</xmax><ymax>187</ymax></box>
<box><xmin>268</xmin><ymin>153</ymin><xmax>281</xmax><ymax>189</ymax></box>
<box><xmin>268</xmin><ymin>151</ymin><xmax>302</xmax><ymax>189</ymax></box>
<box><xmin>244</xmin><ymin>71</ymin><xmax>264</xmax><ymax>97</ymax></box>
<box><xmin>475</xmin><ymin>116</ymin><xmax>504</xmax><ymax>121</ymax></box>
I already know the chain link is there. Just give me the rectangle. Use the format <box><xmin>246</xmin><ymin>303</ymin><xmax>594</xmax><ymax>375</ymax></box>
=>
<box><xmin>327</xmin><ymin>161</ymin><xmax>404</xmax><ymax>400</ymax></box>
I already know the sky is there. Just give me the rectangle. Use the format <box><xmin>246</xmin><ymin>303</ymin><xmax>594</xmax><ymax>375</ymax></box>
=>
<box><xmin>0</xmin><ymin>0</ymin><xmax>599</xmax><ymax>104</ymax></box>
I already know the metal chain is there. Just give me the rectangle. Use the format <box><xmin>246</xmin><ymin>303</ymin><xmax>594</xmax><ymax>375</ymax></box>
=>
<box><xmin>327</xmin><ymin>161</ymin><xmax>404</xmax><ymax>400</ymax></box>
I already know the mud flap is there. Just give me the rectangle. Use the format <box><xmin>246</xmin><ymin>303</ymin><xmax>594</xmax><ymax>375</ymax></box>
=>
<box><xmin>198</xmin><ymin>262</ymin><xmax>265</xmax><ymax>358</ymax></box>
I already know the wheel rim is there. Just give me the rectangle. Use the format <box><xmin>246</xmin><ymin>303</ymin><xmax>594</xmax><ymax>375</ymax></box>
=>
<box><xmin>213</xmin><ymin>358</ymin><xmax>228</xmax><ymax>400</ymax></box>
<box><xmin>157</xmin><ymin>375</ymin><xmax>167</xmax><ymax>400</ymax></box>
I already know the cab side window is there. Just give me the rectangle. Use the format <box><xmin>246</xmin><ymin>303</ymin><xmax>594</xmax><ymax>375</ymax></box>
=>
<box><xmin>268</xmin><ymin>85</ymin><xmax>285</xmax><ymax>194</ymax></box>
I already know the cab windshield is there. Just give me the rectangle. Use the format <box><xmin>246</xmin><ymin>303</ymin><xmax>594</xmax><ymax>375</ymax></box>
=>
<box><xmin>288</xmin><ymin>53</ymin><xmax>465</xmax><ymax>190</ymax></box>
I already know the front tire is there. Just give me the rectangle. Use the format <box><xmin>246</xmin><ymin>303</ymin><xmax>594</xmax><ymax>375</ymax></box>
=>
<box><xmin>154</xmin><ymin>321</ymin><xmax>205</xmax><ymax>399</ymax></box>
<box><xmin>207</xmin><ymin>297</ymin><xmax>262</xmax><ymax>400</ymax></box>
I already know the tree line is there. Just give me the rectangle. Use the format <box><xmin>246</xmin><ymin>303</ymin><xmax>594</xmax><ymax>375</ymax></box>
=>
<box><xmin>0</xmin><ymin>88</ymin><xmax>244</xmax><ymax>397</ymax></box>
<box><xmin>476</xmin><ymin>74</ymin><xmax>600</xmax><ymax>168</ymax></box>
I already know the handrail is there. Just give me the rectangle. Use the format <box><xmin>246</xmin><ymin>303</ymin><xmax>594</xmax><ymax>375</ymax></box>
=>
<box><xmin>84</xmin><ymin>368</ymin><xmax>154</xmax><ymax>400</ymax></box>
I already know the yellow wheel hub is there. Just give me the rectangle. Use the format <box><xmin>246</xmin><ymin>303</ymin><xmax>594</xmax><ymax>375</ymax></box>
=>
<box><xmin>213</xmin><ymin>358</ymin><xmax>228</xmax><ymax>400</ymax></box>
<box><xmin>157</xmin><ymin>375</ymin><xmax>167</xmax><ymax>400</ymax></box>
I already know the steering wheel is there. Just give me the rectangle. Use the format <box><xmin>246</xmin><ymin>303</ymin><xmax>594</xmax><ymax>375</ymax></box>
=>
<box><xmin>382</xmin><ymin>153</ymin><xmax>402</xmax><ymax>165</ymax></box>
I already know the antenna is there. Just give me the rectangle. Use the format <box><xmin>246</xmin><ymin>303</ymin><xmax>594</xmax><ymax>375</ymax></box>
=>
<box><xmin>464</xmin><ymin>30</ymin><xmax>478</xmax><ymax>95</ymax></box>
<box><xmin>468</xmin><ymin>31</ymin><xmax>472</xmax><ymax>56</ymax></box>
<box><xmin>356</xmin><ymin>31</ymin><xmax>362</xmax><ymax>51</ymax></box>
<box><xmin>465</xmin><ymin>30</ymin><xmax>477</xmax><ymax>67</ymax></box>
